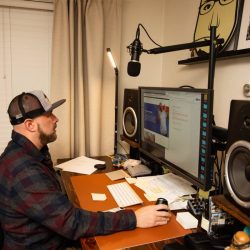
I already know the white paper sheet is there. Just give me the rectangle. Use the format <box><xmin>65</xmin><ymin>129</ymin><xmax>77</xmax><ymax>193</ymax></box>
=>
<box><xmin>55</xmin><ymin>156</ymin><xmax>105</xmax><ymax>175</ymax></box>
<box><xmin>135</xmin><ymin>173</ymin><xmax>197</xmax><ymax>206</ymax></box>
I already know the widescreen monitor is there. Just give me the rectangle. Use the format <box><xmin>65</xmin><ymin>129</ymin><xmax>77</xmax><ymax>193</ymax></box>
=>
<box><xmin>139</xmin><ymin>87</ymin><xmax>214</xmax><ymax>191</ymax></box>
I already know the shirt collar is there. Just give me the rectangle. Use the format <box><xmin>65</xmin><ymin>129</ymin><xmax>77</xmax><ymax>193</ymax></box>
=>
<box><xmin>11</xmin><ymin>130</ymin><xmax>50</xmax><ymax>163</ymax></box>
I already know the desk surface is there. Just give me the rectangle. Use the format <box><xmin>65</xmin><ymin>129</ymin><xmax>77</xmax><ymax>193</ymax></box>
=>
<box><xmin>60</xmin><ymin>156</ymin><xmax>112</xmax><ymax>207</ymax></box>
<box><xmin>60</xmin><ymin>156</ymin><xmax>193</xmax><ymax>249</ymax></box>
<box><xmin>71</xmin><ymin>173</ymin><xmax>192</xmax><ymax>250</ymax></box>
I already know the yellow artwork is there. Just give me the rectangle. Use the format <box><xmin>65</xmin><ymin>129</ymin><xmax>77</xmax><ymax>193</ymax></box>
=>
<box><xmin>194</xmin><ymin>0</ymin><xmax>240</xmax><ymax>55</ymax></box>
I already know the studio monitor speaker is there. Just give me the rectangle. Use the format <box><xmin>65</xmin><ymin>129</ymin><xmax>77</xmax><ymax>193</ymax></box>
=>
<box><xmin>122</xmin><ymin>88</ymin><xmax>139</xmax><ymax>143</ymax></box>
<box><xmin>224</xmin><ymin>100</ymin><xmax>250</xmax><ymax>209</ymax></box>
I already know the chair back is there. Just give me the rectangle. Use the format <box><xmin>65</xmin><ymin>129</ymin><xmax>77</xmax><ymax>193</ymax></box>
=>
<box><xmin>0</xmin><ymin>223</ymin><xmax>3</xmax><ymax>250</ymax></box>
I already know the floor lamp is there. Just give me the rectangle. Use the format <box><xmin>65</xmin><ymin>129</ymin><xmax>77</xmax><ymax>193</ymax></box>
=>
<box><xmin>106</xmin><ymin>48</ymin><xmax>119</xmax><ymax>156</ymax></box>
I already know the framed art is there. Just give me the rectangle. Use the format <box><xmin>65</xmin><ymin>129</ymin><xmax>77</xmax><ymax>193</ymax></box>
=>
<box><xmin>226</xmin><ymin>0</ymin><xmax>245</xmax><ymax>51</ymax></box>
<box><xmin>237</xmin><ymin>0</ymin><xmax>250</xmax><ymax>49</ymax></box>
<box><xmin>193</xmin><ymin>0</ymin><xmax>239</xmax><ymax>55</ymax></box>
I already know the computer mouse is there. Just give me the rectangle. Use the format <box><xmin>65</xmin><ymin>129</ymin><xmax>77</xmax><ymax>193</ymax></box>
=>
<box><xmin>94</xmin><ymin>164</ymin><xmax>106</xmax><ymax>170</ymax></box>
<box><xmin>156</xmin><ymin>197</ymin><xmax>168</xmax><ymax>206</ymax></box>
<box><xmin>156</xmin><ymin>198</ymin><xmax>168</xmax><ymax>211</ymax></box>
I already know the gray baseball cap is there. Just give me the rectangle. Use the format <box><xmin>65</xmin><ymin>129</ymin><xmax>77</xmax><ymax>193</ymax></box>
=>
<box><xmin>7</xmin><ymin>90</ymin><xmax>66</xmax><ymax>125</ymax></box>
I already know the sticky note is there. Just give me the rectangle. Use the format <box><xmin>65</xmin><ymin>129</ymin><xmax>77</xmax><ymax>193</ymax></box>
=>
<box><xmin>91</xmin><ymin>193</ymin><xmax>107</xmax><ymax>201</ymax></box>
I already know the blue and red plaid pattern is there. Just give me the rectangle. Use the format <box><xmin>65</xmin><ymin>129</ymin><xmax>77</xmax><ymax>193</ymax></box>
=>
<box><xmin>0</xmin><ymin>131</ymin><xmax>136</xmax><ymax>249</ymax></box>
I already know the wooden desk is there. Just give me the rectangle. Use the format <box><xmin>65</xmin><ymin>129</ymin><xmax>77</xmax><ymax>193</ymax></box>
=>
<box><xmin>71</xmin><ymin>173</ymin><xmax>192</xmax><ymax>250</ymax></box>
<box><xmin>61</xmin><ymin>157</ymin><xmax>191</xmax><ymax>250</ymax></box>
<box><xmin>60</xmin><ymin>156</ymin><xmax>112</xmax><ymax>207</ymax></box>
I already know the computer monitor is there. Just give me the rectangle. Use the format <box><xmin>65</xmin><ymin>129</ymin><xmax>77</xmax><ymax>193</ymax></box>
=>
<box><xmin>139</xmin><ymin>87</ymin><xmax>214</xmax><ymax>191</ymax></box>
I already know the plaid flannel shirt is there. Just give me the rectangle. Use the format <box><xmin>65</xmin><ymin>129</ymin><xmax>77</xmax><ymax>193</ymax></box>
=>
<box><xmin>0</xmin><ymin>131</ymin><xmax>136</xmax><ymax>250</ymax></box>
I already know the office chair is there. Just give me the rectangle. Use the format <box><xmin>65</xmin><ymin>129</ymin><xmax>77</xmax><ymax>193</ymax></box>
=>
<box><xmin>0</xmin><ymin>223</ymin><xmax>3</xmax><ymax>250</ymax></box>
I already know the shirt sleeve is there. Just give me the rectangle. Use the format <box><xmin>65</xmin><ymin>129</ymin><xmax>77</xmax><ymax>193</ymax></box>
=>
<box><xmin>12</xmin><ymin>164</ymin><xmax>136</xmax><ymax>240</ymax></box>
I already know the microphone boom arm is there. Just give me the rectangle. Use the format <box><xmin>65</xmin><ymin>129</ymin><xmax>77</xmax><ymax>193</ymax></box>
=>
<box><xmin>142</xmin><ymin>26</ymin><xmax>223</xmax><ymax>90</ymax></box>
<box><xmin>146</xmin><ymin>38</ymin><xmax>224</xmax><ymax>54</ymax></box>
<box><xmin>127</xmin><ymin>25</ymin><xmax>222</xmax><ymax>89</ymax></box>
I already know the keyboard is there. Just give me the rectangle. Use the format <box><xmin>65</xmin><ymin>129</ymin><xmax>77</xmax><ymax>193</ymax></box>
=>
<box><xmin>107</xmin><ymin>182</ymin><xmax>143</xmax><ymax>208</ymax></box>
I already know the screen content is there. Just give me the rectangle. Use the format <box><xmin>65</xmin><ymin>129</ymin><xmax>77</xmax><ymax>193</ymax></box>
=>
<box><xmin>140</xmin><ymin>87</ymin><xmax>214</xmax><ymax>190</ymax></box>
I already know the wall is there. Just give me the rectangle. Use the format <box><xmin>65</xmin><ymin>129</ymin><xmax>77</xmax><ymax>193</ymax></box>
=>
<box><xmin>162</xmin><ymin>0</ymin><xmax>250</xmax><ymax>128</ymax></box>
<box><xmin>119</xmin><ymin>0</ymin><xmax>166</xmax><ymax>153</ymax></box>
<box><xmin>119</xmin><ymin>0</ymin><xmax>250</xmax><ymax>154</ymax></box>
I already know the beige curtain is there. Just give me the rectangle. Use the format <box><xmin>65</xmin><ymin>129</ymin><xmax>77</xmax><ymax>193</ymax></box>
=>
<box><xmin>50</xmin><ymin>0</ymin><xmax>122</xmax><ymax>162</ymax></box>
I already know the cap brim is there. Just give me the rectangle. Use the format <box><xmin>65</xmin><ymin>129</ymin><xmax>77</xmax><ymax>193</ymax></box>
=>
<box><xmin>51</xmin><ymin>99</ymin><xmax>66</xmax><ymax>110</ymax></box>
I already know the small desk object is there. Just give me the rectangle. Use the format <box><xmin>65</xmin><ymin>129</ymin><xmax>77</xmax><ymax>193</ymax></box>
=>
<box><xmin>212</xmin><ymin>195</ymin><xmax>250</xmax><ymax>227</ymax></box>
<box><xmin>70</xmin><ymin>173</ymin><xmax>192</xmax><ymax>250</ymax></box>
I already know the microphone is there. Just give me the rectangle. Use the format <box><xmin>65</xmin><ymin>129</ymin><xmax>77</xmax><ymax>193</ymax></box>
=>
<box><xmin>127</xmin><ymin>38</ymin><xmax>143</xmax><ymax>77</ymax></box>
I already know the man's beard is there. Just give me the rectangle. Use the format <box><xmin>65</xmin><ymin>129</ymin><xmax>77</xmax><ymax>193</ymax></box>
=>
<box><xmin>38</xmin><ymin>124</ymin><xmax>57</xmax><ymax>145</ymax></box>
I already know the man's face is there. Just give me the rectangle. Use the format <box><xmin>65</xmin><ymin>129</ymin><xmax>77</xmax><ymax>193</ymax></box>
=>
<box><xmin>36</xmin><ymin>112</ymin><xmax>58</xmax><ymax>145</ymax></box>
<box><xmin>194</xmin><ymin>0</ymin><xmax>238</xmax><ymax>55</ymax></box>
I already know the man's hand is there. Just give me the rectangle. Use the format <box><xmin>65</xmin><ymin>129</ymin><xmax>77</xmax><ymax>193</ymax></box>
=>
<box><xmin>135</xmin><ymin>204</ymin><xmax>171</xmax><ymax>228</ymax></box>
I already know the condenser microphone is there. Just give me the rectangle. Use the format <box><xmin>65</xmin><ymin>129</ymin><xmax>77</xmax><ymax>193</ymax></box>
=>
<box><xmin>127</xmin><ymin>38</ymin><xmax>143</xmax><ymax>77</ymax></box>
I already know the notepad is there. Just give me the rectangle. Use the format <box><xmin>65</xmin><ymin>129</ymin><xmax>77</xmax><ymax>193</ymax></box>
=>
<box><xmin>91</xmin><ymin>193</ymin><xmax>107</xmax><ymax>201</ymax></box>
<box><xmin>105</xmin><ymin>170</ymin><xmax>130</xmax><ymax>181</ymax></box>
<box><xmin>176</xmin><ymin>212</ymin><xmax>198</xmax><ymax>229</ymax></box>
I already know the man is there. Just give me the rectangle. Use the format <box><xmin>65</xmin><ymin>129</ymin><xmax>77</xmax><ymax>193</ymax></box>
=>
<box><xmin>0</xmin><ymin>91</ymin><xmax>171</xmax><ymax>249</ymax></box>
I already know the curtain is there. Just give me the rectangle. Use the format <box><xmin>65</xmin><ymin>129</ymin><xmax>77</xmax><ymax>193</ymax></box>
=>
<box><xmin>50</xmin><ymin>0</ymin><xmax>122</xmax><ymax>163</ymax></box>
<box><xmin>0</xmin><ymin>6</ymin><xmax>53</xmax><ymax>154</ymax></box>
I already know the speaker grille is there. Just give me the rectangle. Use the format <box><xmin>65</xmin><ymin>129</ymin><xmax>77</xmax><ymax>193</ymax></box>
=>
<box><xmin>225</xmin><ymin>141</ymin><xmax>250</xmax><ymax>208</ymax></box>
<box><xmin>123</xmin><ymin>107</ymin><xmax>137</xmax><ymax>138</ymax></box>
<box><xmin>122</xmin><ymin>89</ymin><xmax>139</xmax><ymax>142</ymax></box>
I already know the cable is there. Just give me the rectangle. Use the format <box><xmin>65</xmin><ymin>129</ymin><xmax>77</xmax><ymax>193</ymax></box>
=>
<box><xmin>117</xmin><ymin>140</ymin><xmax>129</xmax><ymax>155</ymax></box>
<box><xmin>212</xmin><ymin>142</ymin><xmax>226</xmax><ymax>194</ymax></box>
<box><xmin>137</xmin><ymin>23</ymin><xmax>162</xmax><ymax>48</ymax></box>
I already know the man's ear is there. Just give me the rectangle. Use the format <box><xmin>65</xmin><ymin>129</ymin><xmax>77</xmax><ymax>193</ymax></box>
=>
<box><xmin>24</xmin><ymin>119</ymin><xmax>36</xmax><ymax>132</ymax></box>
